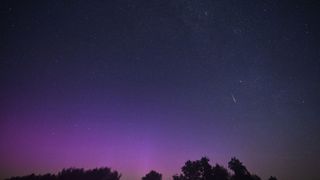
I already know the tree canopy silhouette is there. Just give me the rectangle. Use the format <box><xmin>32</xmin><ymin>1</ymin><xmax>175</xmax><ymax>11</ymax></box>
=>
<box><xmin>228</xmin><ymin>157</ymin><xmax>250</xmax><ymax>177</ymax></box>
<box><xmin>212</xmin><ymin>164</ymin><xmax>230</xmax><ymax>180</ymax></box>
<box><xmin>142</xmin><ymin>170</ymin><xmax>162</xmax><ymax>180</ymax></box>
<box><xmin>7</xmin><ymin>167</ymin><xmax>121</xmax><ymax>180</ymax></box>
<box><xmin>227</xmin><ymin>157</ymin><xmax>261</xmax><ymax>180</ymax></box>
<box><xmin>173</xmin><ymin>157</ymin><xmax>230</xmax><ymax>180</ymax></box>
<box><xmin>173</xmin><ymin>157</ymin><xmax>271</xmax><ymax>180</ymax></box>
<box><xmin>6</xmin><ymin>157</ymin><xmax>277</xmax><ymax>180</ymax></box>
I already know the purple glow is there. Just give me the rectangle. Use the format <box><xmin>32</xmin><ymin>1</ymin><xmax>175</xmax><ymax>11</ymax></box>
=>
<box><xmin>0</xmin><ymin>92</ymin><xmax>303</xmax><ymax>180</ymax></box>
<box><xmin>1</xmin><ymin>1</ymin><xmax>320</xmax><ymax>180</ymax></box>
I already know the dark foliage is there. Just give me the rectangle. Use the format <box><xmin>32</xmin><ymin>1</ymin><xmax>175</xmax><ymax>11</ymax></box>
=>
<box><xmin>6</xmin><ymin>157</ymin><xmax>277</xmax><ymax>180</ymax></box>
<box><xmin>142</xmin><ymin>170</ymin><xmax>162</xmax><ymax>180</ymax></box>
<box><xmin>173</xmin><ymin>157</ymin><xmax>229</xmax><ymax>180</ymax></box>
<box><xmin>212</xmin><ymin>164</ymin><xmax>230</xmax><ymax>180</ymax></box>
<box><xmin>6</xmin><ymin>167</ymin><xmax>121</xmax><ymax>180</ymax></box>
<box><xmin>173</xmin><ymin>157</ymin><xmax>271</xmax><ymax>180</ymax></box>
<box><xmin>228</xmin><ymin>157</ymin><xmax>256</xmax><ymax>180</ymax></box>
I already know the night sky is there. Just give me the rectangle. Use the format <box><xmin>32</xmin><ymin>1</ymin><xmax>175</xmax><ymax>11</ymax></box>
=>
<box><xmin>1</xmin><ymin>1</ymin><xmax>320</xmax><ymax>180</ymax></box>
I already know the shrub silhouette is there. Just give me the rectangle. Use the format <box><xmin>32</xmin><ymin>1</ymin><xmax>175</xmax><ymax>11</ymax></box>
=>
<box><xmin>142</xmin><ymin>170</ymin><xmax>162</xmax><ymax>180</ymax></box>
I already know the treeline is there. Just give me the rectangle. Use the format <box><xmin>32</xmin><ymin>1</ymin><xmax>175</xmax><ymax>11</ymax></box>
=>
<box><xmin>6</xmin><ymin>157</ymin><xmax>278</xmax><ymax>180</ymax></box>
<box><xmin>6</xmin><ymin>167</ymin><xmax>120</xmax><ymax>180</ymax></box>
<box><xmin>171</xmin><ymin>157</ymin><xmax>277</xmax><ymax>180</ymax></box>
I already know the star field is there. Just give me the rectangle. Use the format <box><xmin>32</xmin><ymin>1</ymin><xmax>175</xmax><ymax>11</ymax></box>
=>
<box><xmin>1</xmin><ymin>1</ymin><xmax>320</xmax><ymax>180</ymax></box>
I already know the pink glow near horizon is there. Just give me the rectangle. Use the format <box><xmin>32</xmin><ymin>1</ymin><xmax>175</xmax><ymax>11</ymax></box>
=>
<box><xmin>1</xmin><ymin>108</ymin><xmax>233</xmax><ymax>180</ymax></box>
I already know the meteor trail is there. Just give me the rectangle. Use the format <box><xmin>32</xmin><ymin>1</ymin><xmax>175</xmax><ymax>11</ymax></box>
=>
<box><xmin>231</xmin><ymin>93</ymin><xmax>237</xmax><ymax>104</ymax></box>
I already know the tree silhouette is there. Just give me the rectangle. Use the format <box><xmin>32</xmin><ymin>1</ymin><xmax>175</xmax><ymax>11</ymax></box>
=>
<box><xmin>182</xmin><ymin>157</ymin><xmax>212</xmax><ymax>180</ymax></box>
<box><xmin>173</xmin><ymin>157</ymin><xmax>267</xmax><ymax>180</ymax></box>
<box><xmin>212</xmin><ymin>164</ymin><xmax>230</xmax><ymax>180</ymax></box>
<box><xmin>6</xmin><ymin>157</ymin><xmax>277</xmax><ymax>180</ymax></box>
<box><xmin>199</xmin><ymin>157</ymin><xmax>214</xmax><ymax>180</ymax></box>
<box><xmin>6</xmin><ymin>167</ymin><xmax>120</xmax><ymax>180</ymax></box>
<box><xmin>228</xmin><ymin>157</ymin><xmax>262</xmax><ymax>180</ymax></box>
<box><xmin>228</xmin><ymin>157</ymin><xmax>248</xmax><ymax>180</ymax></box>
<box><xmin>58</xmin><ymin>168</ymin><xmax>84</xmax><ymax>180</ymax></box>
<box><xmin>173</xmin><ymin>157</ymin><xmax>231</xmax><ymax>180</ymax></box>
<box><xmin>142</xmin><ymin>170</ymin><xmax>162</xmax><ymax>180</ymax></box>
<box><xmin>228</xmin><ymin>157</ymin><xmax>250</xmax><ymax>177</ymax></box>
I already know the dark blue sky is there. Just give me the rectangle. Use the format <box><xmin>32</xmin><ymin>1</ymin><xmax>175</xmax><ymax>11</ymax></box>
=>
<box><xmin>1</xmin><ymin>1</ymin><xmax>320</xmax><ymax>180</ymax></box>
